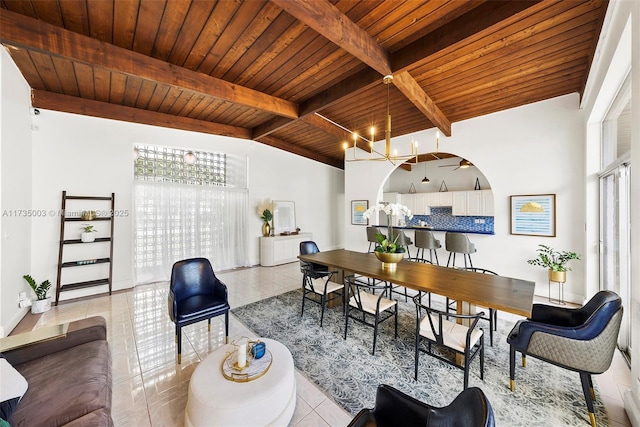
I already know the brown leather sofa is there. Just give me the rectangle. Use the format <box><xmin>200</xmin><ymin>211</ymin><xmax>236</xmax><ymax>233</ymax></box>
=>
<box><xmin>3</xmin><ymin>316</ymin><xmax>113</xmax><ymax>426</ymax></box>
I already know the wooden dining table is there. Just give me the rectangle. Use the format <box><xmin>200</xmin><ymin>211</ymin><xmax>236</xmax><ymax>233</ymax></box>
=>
<box><xmin>298</xmin><ymin>249</ymin><xmax>536</xmax><ymax>318</ymax></box>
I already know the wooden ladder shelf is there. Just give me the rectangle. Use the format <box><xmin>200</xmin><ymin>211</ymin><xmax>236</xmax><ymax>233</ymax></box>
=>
<box><xmin>55</xmin><ymin>191</ymin><xmax>115</xmax><ymax>305</ymax></box>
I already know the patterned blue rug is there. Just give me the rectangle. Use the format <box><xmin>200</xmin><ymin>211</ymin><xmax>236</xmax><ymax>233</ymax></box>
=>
<box><xmin>232</xmin><ymin>289</ymin><xmax>608</xmax><ymax>426</ymax></box>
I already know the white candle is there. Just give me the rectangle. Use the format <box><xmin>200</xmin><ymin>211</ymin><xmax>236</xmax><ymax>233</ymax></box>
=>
<box><xmin>237</xmin><ymin>343</ymin><xmax>247</xmax><ymax>368</ymax></box>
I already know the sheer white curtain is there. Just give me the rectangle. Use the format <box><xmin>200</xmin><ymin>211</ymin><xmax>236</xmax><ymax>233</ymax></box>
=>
<box><xmin>133</xmin><ymin>181</ymin><xmax>250</xmax><ymax>285</ymax></box>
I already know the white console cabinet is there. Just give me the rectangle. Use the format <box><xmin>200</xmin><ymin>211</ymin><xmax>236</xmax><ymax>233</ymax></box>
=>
<box><xmin>260</xmin><ymin>232</ymin><xmax>312</xmax><ymax>266</ymax></box>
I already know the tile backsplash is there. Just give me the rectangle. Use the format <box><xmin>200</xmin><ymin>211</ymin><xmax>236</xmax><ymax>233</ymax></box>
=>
<box><xmin>407</xmin><ymin>207</ymin><xmax>494</xmax><ymax>234</ymax></box>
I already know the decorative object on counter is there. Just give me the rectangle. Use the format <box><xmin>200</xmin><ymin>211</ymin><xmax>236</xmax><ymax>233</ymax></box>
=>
<box><xmin>439</xmin><ymin>181</ymin><xmax>448</xmax><ymax>192</ymax></box>
<box><xmin>527</xmin><ymin>244</ymin><xmax>580</xmax><ymax>304</ymax></box>
<box><xmin>362</xmin><ymin>203</ymin><xmax>413</xmax><ymax>269</ymax></box>
<box><xmin>23</xmin><ymin>274</ymin><xmax>52</xmax><ymax>314</ymax></box>
<box><xmin>80</xmin><ymin>210</ymin><xmax>96</xmax><ymax>220</ymax></box>
<box><xmin>351</xmin><ymin>200</ymin><xmax>369</xmax><ymax>225</ymax></box>
<box><xmin>257</xmin><ymin>200</ymin><xmax>273</xmax><ymax>237</ymax></box>
<box><xmin>80</xmin><ymin>223</ymin><xmax>97</xmax><ymax>242</ymax></box>
<box><xmin>408</xmin><ymin>183</ymin><xmax>416</xmax><ymax>193</ymax></box>
<box><xmin>510</xmin><ymin>194</ymin><xmax>556</xmax><ymax>237</ymax></box>
<box><xmin>474</xmin><ymin>178</ymin><xmax>481</xmax><ymax>190</ymax></box>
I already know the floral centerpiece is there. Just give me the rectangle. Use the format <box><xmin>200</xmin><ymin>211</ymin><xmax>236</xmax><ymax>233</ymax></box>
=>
<box><xmin>362</xmin><ymin>203</ymin><xmax>413</xmax><ymax>269</ymax></box>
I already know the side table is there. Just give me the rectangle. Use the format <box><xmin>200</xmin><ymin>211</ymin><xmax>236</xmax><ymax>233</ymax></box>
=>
<box><xmin>185</xmin><ymin>338</ymin><xmax>296</xmax><ymax>427</ymax></box>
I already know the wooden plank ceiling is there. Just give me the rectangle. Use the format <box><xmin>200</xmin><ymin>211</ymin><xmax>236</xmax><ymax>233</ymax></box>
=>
<box><xmin>0</xmin><ymin>0</ymin><xmax>608</xmax><ymax>169</ymax></box>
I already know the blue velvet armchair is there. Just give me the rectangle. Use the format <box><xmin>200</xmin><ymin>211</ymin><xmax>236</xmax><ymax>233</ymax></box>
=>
<box><xmin>168</xmin><ymin>258</ymin><xmax>230</xmax><ymax>364</ymax></box>
<box><xmin>507</xmin><ymin>290</ymin><xmax>622</xmax><ymax>427</ymax></box>
<box><xmin>347</xmin><ymin>384</ymin><xmax>495</xmax><ymax>427</ymax></box>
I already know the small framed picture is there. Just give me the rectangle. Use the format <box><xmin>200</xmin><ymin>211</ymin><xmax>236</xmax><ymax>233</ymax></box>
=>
<box><xmin>351</xmin><ymin>200</ymin><xmax>369</xmax><ymax>225</ymax></box>
<box><xmin>510</xmin><ymin>194</ymin><xmax>556</xmax><ymax>237</ymax></box>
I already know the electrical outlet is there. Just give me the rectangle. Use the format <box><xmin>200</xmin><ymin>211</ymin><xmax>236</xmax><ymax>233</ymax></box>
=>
<box><xmin>479</xmin><ymin>219</ymin><xmax>485</xmax><ymax>224</ymax></box>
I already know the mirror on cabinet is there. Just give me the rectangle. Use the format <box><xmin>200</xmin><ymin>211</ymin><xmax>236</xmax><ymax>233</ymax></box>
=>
<box><xmin>273</xmin><ymin>201</ymin><xmax>296</xmax><ymax>234</ymax></box>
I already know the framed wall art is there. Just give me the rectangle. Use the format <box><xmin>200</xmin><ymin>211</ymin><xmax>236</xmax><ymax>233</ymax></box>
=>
<box><xmin>510</xmin><ymin>194</ymin><xmax>556</xmax><ymax>237</ymax></box>
<box><xmin>351</xmin><ymin>200</ymin><xmax>369</xmax><ymax>225</ymax></box>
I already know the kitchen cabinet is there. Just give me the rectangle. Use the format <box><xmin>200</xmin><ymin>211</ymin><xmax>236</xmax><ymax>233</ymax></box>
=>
<box><xmin>452</xmin><ymin>191</ymin><xmax>467</xmax><ymax>215</ymax></box>
<box><xmin>413</xmin><ymin>193</ymin><xmax>430</xmax><ymax>215</ymax></box>
<box><xmin>452</xmin><ymin>190</ymin><xmax>494</xmax><ymax>216</ymax></box>
<box><xmin>426</xmin><ymin>192</ymin><xmax>453</xmax><ymax>207</ymax></box>
<box><xmin>399</xmin><ymin>193</ymin><xmax>430</xmax><ymax>215</ymax></box>
<box><xmin>399</xmin><ymin>193</ymin><xmax>415</xmax><ymax>214</ymax></box>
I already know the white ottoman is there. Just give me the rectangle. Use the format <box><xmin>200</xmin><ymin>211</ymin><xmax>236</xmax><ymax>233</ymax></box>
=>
<box><xmin>185</xmin><ymin>338</ymin><xmax>296</xmax><ymax>427</ymax></box>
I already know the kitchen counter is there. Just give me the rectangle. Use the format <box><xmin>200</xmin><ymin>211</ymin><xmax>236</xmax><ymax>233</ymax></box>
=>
<box><xmin>371</xmin><ymin>225</ymin><xmax>495</xmax><ymax>235</ymax></box>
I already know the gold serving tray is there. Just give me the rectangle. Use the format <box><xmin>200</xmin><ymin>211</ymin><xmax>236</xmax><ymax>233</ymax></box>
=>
<box><xmin>221</xmin><ymin>349</ymin><xmax>273</xmax><ymax>382</ymax></box>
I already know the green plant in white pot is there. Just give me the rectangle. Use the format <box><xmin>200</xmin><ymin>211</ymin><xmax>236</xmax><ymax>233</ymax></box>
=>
<box><xmin>23</xmin><ymin>274</ymin><xmax>52</xmax><ymax>314</ymax></box>
<box><xmin>527</xmin><ymin>244</ymin><xmax>581</xmax><ymax>283</ymax></box>
<box><xmin>81</xmin><ymin>223</ymin><xmax>97</xmax><ymax>243</ymax></box>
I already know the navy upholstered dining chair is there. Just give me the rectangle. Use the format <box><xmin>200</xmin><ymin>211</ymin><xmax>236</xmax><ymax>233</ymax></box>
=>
<box><xmin>299</xmin><ymin>241</ymin><xmax>343</xmax><ymax>326</ymax></box>
<box><xmin>347</xmin><ymin>384</ymin><xmax>495</xmax><ymax>427</ymax></box>
<box><xmin>168</xmin><ymin>258</ymin><xmax>230</xmax><ymax>364</ymax></box>
<box><xmin>507</xmin><ymin>290</ymin><xmax>622</xmax><ymax>427</ymax></box>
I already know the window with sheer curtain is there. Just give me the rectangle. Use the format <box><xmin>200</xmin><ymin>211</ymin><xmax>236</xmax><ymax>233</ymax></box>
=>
<box><xmin>133</xmin><ymin>145</ymin><xmax>250</xmax><ymax>285</ymax></box>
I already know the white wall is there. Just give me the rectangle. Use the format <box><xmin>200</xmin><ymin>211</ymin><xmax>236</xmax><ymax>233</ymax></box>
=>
<box><xmin>0</xmin><ymin>48</ymin><xmax>34</xmax><ymax>335</ymax></box>
<box><xmin>345</xmin><ymin>93</ymin><xmax>586</xmax><ymax>303</ymax></box>
<box><xmin>0</xmin><ymin>48</ymin><xmax>344</xmax><ymax>333</ymax></box>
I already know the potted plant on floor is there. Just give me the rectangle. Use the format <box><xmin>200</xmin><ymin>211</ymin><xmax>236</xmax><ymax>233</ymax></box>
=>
<box><xmin>23</xmin><ymin>274</ymin><xmax>52</xmax><ymax>314</ymax></box>
<box><xmin>81</xmin><ymin>223</ymin><xmax>97</xmax><ymax>242</ymax></box>
<box><xmin>527</xmin><ymin>244</ymin><xmax>581</xmax><ymax>283</ymax></box>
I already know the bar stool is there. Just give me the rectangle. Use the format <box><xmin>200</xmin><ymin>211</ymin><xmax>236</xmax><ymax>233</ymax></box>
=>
<box><xmin>413</xmin><ymin>229</ymin><xmax>441</xmax><ymax>265</ymax></box>
<box><xmin>445</xmin><ymin>232</ymin><xmax>476</xmax><ymax>268</ymax></box>
<box><xmin>366</xmin><ymin>227</ymin><xmax>385</xmax><ymax>253</ymax></box>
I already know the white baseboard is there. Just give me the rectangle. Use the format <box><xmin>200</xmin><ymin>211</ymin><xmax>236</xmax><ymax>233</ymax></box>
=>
<box><xmin>624</xmin><ymin>390</ymin><xmax>640</xmax><ymax>426</ymax></box>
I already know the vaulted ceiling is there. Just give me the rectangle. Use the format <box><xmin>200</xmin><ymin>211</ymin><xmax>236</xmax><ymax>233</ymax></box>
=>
<box><xmin>0</xmin><ymin>0</ymin><xmax>608</xmax><ymax>169</ymax></box>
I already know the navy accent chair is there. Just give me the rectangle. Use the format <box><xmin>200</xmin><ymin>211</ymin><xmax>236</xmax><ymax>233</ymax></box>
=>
<box><xmin>168</xmin><ymin>258</ymin><xmax>230</xmax><ymax>364</ymax></box>
<box><xmin>507</xmin><ymin>290</ymin><xmax>622</xmax><ymax>427</ymax></box>
<box><xmin>299</xmin><ymin>241</ymin><xmax>343</xmax><ymax>326</ymax></box>
<box><xmin>347</xmin><ymin>384</ymin><xmax>495</xmax><ymax>427</ymax></box>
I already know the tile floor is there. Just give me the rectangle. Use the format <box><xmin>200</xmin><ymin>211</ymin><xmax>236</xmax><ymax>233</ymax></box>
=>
<box><xmin>26</xmin><ymin>262</ymin><xmax>631</xmax><ymax>427</ymax></box>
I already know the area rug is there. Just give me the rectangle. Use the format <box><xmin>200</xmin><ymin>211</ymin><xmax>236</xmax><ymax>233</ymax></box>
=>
<box><xmin>232</xmin><ymin>289</ymin><xmax>608</xmax><ymax>426</ymax></box>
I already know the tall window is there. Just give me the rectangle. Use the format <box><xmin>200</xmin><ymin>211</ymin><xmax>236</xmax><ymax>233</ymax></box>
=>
<box><xmin>133</xmin><ymin>145</ymin><xmax>250</xmax><ymax>284</ymax></box>
<box><xmin>599</xmin><ymin>74</ymin><xmax>631</xmax><ymax>357</ymax></box>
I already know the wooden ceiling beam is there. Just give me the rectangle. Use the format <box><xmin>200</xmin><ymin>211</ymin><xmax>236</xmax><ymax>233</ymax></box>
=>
<box><xmin>392</xmin><ymin>72</ymin><xmax>451</xmax><ymax>137</ymax></box>
<box><xmin>271</xmin><ymin>0</ymin><xmax>391</xmax><ymax>76</ymax></box>
<box><xmin>1</xmin><ymin>10</ymin><xmax>299</xmax><ymax>119</ymax></box>
<box><xmin>31</xmin><ymin>90</ymin><xmax>251</xmax><ymax>139</ymax></box>
<box><xmin>271</xmin><ymin>0</ymin><xmax>451</xmax><ymax>137</ymax></box>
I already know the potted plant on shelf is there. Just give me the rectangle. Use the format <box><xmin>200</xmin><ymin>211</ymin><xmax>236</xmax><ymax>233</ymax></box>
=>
<box><xmin>23</xmin><ymin>274</ymin><xmax>52</xmax><ymax>314</ymax></box>
<box><xmin>81</xmin><ymin>224</ymin><xmax>97</xmax><ymax>243</ymax></box>
<box><xmin>527</xmin><ymin>244</ymin><xmax>581</xmax><ymax>283</ymax></box>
